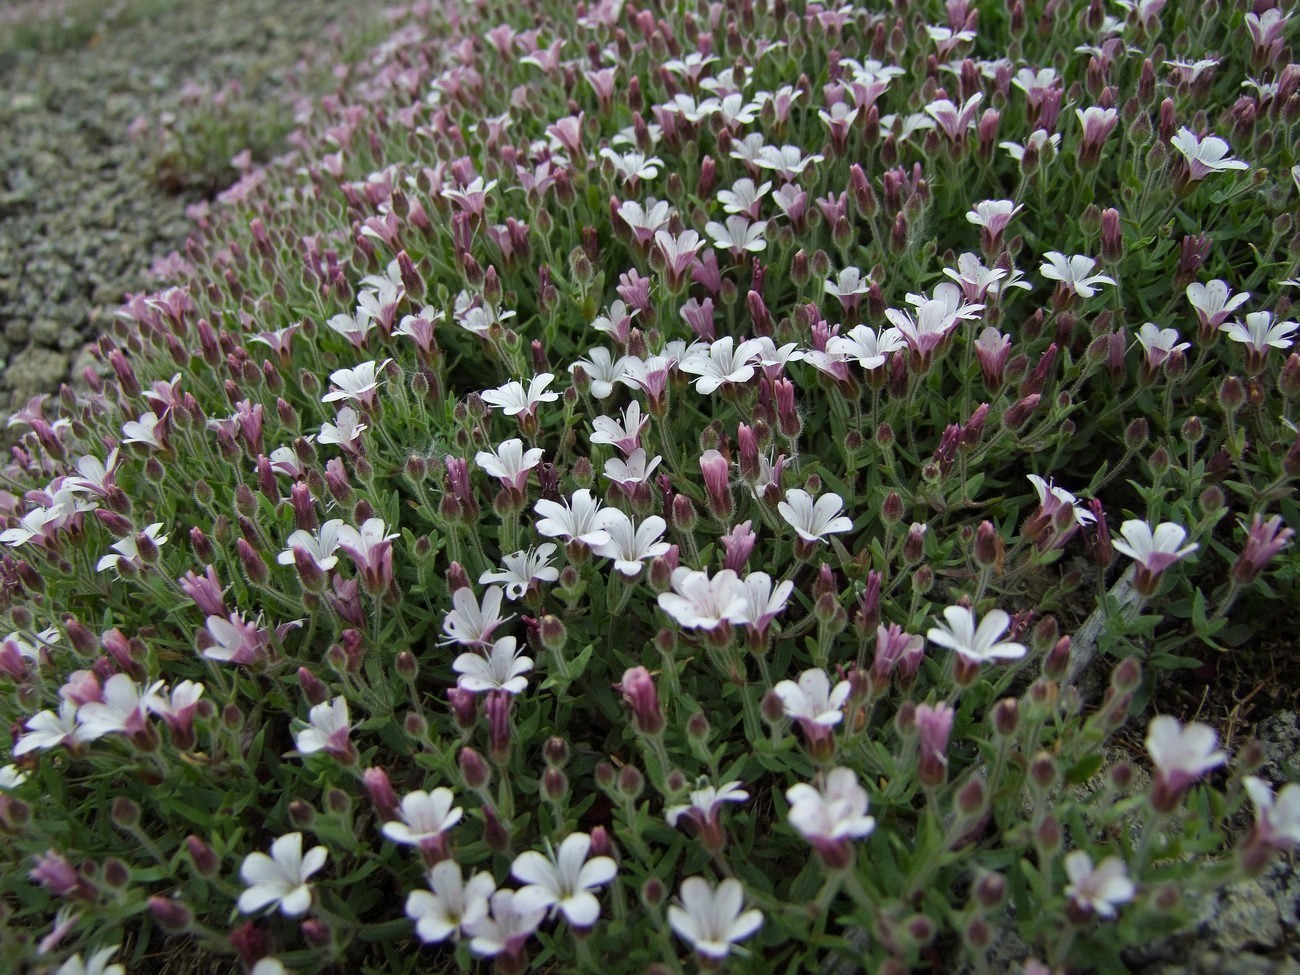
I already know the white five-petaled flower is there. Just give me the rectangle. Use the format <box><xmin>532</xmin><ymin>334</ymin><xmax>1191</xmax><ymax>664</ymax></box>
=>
<box><xmin>1187</xmin><ymin>279</ymin><xmax>1250</xmax><ymax>331</ymax></box>
<box><xmin>785</xmin><ymin>766</ymin><xmax>877</xmax><ymax>844</ymax></box>
<box><xmin>0</xmin><ymin>764</ymin><xmax>28</xmax><ymax>789</ymax></box>
<box><xmin>1145</xmin><ymin>715</ymin><xmax>1227</xmax><ymax>794</ymax></box>
<box><xmin>277</xmin><ymin>520</ymin><xmax>344</xmax><ymax>571</ymax></box>
<box><xmin>658</xmin><ymin>567</ymin><xmax>747</xmax><ymax>630</ymax></box>
<box><xmin>1110</xmin><ymin>520</ymin><xmax>1198</xmax><ymax>575</ymax></box>
<box><xmin>569</xmin><ymin>347</ymin><xmax>635</xmax><ymax>400</ymax></box>
<box><xmin>679</xmin><ymin>336</ymin><xmax>766</xmax><ymax>394</ymax></box>
<box><xmin>1170</xmin><ymin>127</ymin><xmax>1249</xmax><ymax>181</ymax></box>
<box><xmin>321</xmin><ymin>359</ymin><xmax>392</xmax><ymax>407</ymax></box>
<box><xmin>665</xmin><ymin>780</ymin><xmax>750</xmax><ymax>828</ymax></box>
<box><xmin>76</xmin><ymin>673</ymin><xmax>164</xmax><ymax>741</ymax></box>
<box><xmin>926</xmin><ymin>606</ymin><xmax>1027</xmax><ymax>665</ymax></box>
<box><xmin>54</xmin><ymin>946</ymin><xmax>125</xmax><ymax>975</ymax></box>
<box><xmin>238</xmin><ymin>832</ymin><xmax>328</xmax><ymax>917</ymax></box>
<box><xmin>1039</xmin><ymin>252</ymin><xmax>1116</xmax><ymax>299</ymax></box>
<box><xmin>734</xmin><ymin>571</ymin><xmax>794</xmax><ymax>632</ymax></box>
<box><xmin>1063</xmin><ymin>851</ymin><xmax>1135</xmax><ymax>919</ymax></box>
<box><xmin>1221</xmin><ymin>311</ymin><xmax>1298</xmax><ymax>355</ymax></box>
<box><xmin>318</xmin><ymin>407</ymin><xmax>368</xmax><ymax>449</ymax></box>
<box><xmin>1135</xmin><ymin>323</ymin><xmax>1190</xmax><ymax>367</ymax></box>
<box><xmin>14</xmin><ymin>700</ymin><xmax>95</xmax><ymax>754</ymax></box>
<box><xmin>705</xmin><ymin>215</ymin><xmax>769</xmax><ymax>255</ymax></box>
<box><xmin>826</xmin><ymin>324</ymin><xmax>905</xmax><ymax>371</ymax></box>
<box><xmin>603</xmin><ymin>448</ymin><xmax>662</xmax><ymax>491</ymax></box>
<box><xmin>122</xmin><ymin>411</ymin><xmax>165</xmax><ymax>449</ymax></box>
<box><xmin>442</xmin><ymin>585</ymin><xmax>509</xmax><ymax>646</ymax></box>
<box><xmin>454</xmin><ymin>636</ymin><xmax>533</xmax><ymax>695</ymax></box>
<box><xmin>1244</xmin><ymin>777</ymin><xmax>1300</xmax><ymax>850</ymax></box>
<box><xmin>96</xmin><ymin>523</ymin><xmax>169</xmax><ymax>572</ymax></box>
<box><xmin>777</xmin><ymin>489</ymin><xmax>854</xmax><ymax>543</ymax></box>
<box><xmin>534</xmin><ymin>490</ymin><xmax>612</xmax><ymax>548</ymax></box>
<box><xmin>382</xmin><ymin>788</ymin><xmax>464</xmax><ymax>845</ymax></box>
<box><xmin>479</xmin><ymin>545</ymin><xmax>559</xmax><ymax>599</ymax></box>
<box><xmin>510</xmin><ymin>832</ymin><xmax>618</xmax><ymax>928</ymax></box>
<box><xmin>293</xmin><ymin>696</ymin><xmax>351</xmax><ymax>756</ymax></box>
<box><xmin>406</xmin><ymin>859</ymin><xmax>496</xmax><ymax>944</ymax></box>
<box><xmin>716</xmin><ymin>177</ymin><xmax>771</xmax><ymax>217</ymax></box>
<box><xmin>590</xmin><ymin>400</ymin><xmax>649</xmax><ymax>454</ymax></box>
<box><xmin>668</xmin><ymin>877</ymin><xmax>764</xmax><ymax>960</ymax></box>
<box><xmin>476</xmin><ymin>439</ymin><xmax>544</xmax><ymax>493</ymax></box>
<box><xmin>592</xmin><ymin>511</ymin><xmax>670</xmax><ymax>577</ymax></box>
<box><xmin>466</xmin><ymin>890</ymin><xmax>547</xmax><ymax>958</ymax></box>
<box><xmin>774</xmin><ymin>669</ymin><xmax>852</xmax><ymax>726</ymax></box>
<box><xmin>481</xmin><ymin>374</ymin><xmax>559</xmax><ymax>418</ymax></box>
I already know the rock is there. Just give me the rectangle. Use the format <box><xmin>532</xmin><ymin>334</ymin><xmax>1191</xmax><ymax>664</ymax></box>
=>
<box><xmin>5</xmin><ymin>346</ymin><xmax>64</xmax><ymax>401</ymax></box>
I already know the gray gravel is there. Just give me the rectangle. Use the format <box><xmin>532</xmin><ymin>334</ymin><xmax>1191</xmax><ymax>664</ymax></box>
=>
<box><xmin>0</xmin><ymin>0</ymin><xmax>347</xmax><ymax>409</ymax></box>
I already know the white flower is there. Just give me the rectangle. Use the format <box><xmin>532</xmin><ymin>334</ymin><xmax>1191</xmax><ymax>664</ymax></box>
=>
<box><xmin>599</xmin><ymin>147</ymin><xmax>664</xmax><ymax>184</ymax></box>
<box><xmin>476</xmin><ymin>439</ymin><xmax>544</xmax><ymax>492</ymax></box>
<box><xmin>1063</xmin><ymin>851</ymin><xmax>1135</xmax><ymax>918</ymax></box>
<box><xmin>1187</xmin><ymin>279</ymin><xmax>1250</xmax><ymax>329</ymax></box>
<box><xmin>1039</xmin><ymin>252</ymin><xmax>1116</xmax><ymax>298</ymax></box>
<box><xmin>122</xmin><ymin>411</ymin><xmax>164</xmax><ymax>449</ymax></box>
<box><xmin>716</xmin><ymin>178</ymin><xmax>771</xmax><ymax>216</ymax></box>
<box><xmin>293</xmin><ymin>696</ymin><xmax>351</xmax><ymax>755</ymax></box>
<box><xmin>826</xmin><ymin>325</ymin><xmax>904</xmax><ymax>371</ymax></box>
<box><xmin>1110</xmin><ymin>520</ymin><xmax>1198</xmax><ymax>573</ymax></box>
<box><xmin>1221</xmin><ymin>311</ymin><xmax>1298</xmax><ymax>354</ymax></box>
<box><xmin>668</xmin><ymin>877</ymin><xmax>763</xmax><ymax>959</ymax></box>
<box><xmin>590</xmin><ymin>400</ymin><xmax>649</xmax><ymax>453</ymax></box>
<box><xmin>592</xmin><ymin>511</ymin><xmax>670</xmax><ymax>576</ymax></box>
<box><xmin>479</xmin><ymin>545</ymin><xmax>559</xmax><ymax>599</ymax></box>
<box><xmin>76</xmin><ymin>673</ymin><xmax>164</xmax><ymax>741</ymax></box>
<box><xmin>321</xmin><ymin>359</ymin><xmax>392</xmax><ymax>405</ymax></box>
<box><xmin>926</xmin><ymin>606</ymin><xmax>1027</xmax><ymax>664</ymax></box>
<box><xmin>1000</xmin><ymin>128</ymin><xmax>1061</xmax><ymax>162</ymax></box>
<box><xmin>774</xmin><ymin>669</ymin><xmax>851</xmax><ymax>726</ymax></box>
<box><xmin>823</xmin><ymin>266</ymin><xmax>871</xmax><ymax>305</ymax></box>
<box><xmin>534</xmin><ymin>490</ymin><xmax>612</xmax><ymax>548</ymax></box>
<box><xmin>679</xmin><ymin>336</ymin><xmax>766</xmax><ymax>394</ymax></box>
<box><xmin>1027</xmin><ymin>475</ymin><xmax>1094</xmax><ymax>528</ymax></box>
<box><xmin>786</xmin><ymin>767</ymin><xmax>876</xmax><ymax>842</ymax></box>
<box><xmin>1170</xmin><ymin>127</ymin><xmax>1249</xmax><ymax>181</ymax></box>
<box><xmin>733</xmin><ymin>572</ymin><xmax>794</xmax><ymax>631</ymax></box>
<box><xmin>658</xmin><ymin>567</ymin><xmax>747</xmax><ymax>630</ymax></box>
<box><xmin>1145</xmin><ymin>715</ymin><xmax>1227</xmax><ymax>791</ymax></box>
<box><xmin>965</xmin><ymin>199</ymin><xmax>1023</xmax><ymax>231</ymax></box>
<box><xmin>705</xmin><ymin>215</ymin><xmax>769</xmax><ymax>254</ymax></box>
<box><xmin>569</xmin><ymin>347</ymin><xmax>635</xmax><ymax>400</ymax></box>
<box><xmin>14</xmin><ymin>700</ymin><xmax>94</xmax><ymax>754</ymax></box>
<box><xmin>238</xmin><ymin>833</ymin><xmax>328</xmax><ymax>917</ymax></box>
<box><xmin>454</xmin><ymin>636</ymin><xmax>533</xmax><ymax>694</ymax></box>
<box><xmin>754</xmin><ymin>144</ymin><xmax>823</xmax><ymax>179</ymax></box>
<box><xmin>55</xmin><ymin>946</ymin><xmax>125</xmax><ymax>975</ymax></box>
<box><xmin>325</xmin><ymin>309</ymin><xmax>376</xmax><ymax>346</ymax></box>
<box><xmin>511</xmin><ymin>832</ymin><xmax>618</xmax><ymax>928</ymax></box>
<box><xmin>481</xmin><ymin>374</ymin><xmax>559</xmax><ymax>418</ymax></box>
<box><xmin>406</xmin><ymin>860</ymin><xmax>496</xmax><ymax>944</ymax></box>
<box><xmin>0</xmin><ymin>764</ymin><xmax>28</xmax><ymax>789</ymax></box>
<box><xmin>665</xmin><ymin>780</ymin><xmax>750</xmax><ymax>827</ymax></box>
<box><xmin>382</xmin><ymin>788</ymin><xmax>464</xmax><ymax>845</ymax></box>
<box><xmin>466</xmin><ymin>890</ymin><xmax>546</xmax><ymax>958</ymax></box>
<box><xmin>1</xmin><ymin>505</ymin><xmax>67</xmax><ymax>547</ymax></box>
<box><xmin>318</xmin><ymin>407</ymin><xmax>367</xmax><ymax>448</ymax></box>
<box><xmin>96</xmin><ymin>523</ymin><xmax>169</xmax><ymax>572</ymax></box>
<box><xmin>442</xmin><ymin>586</ymin><xmax>509</xmax><ymax>646</ymax></box>
<box><xmin>277</xmin><ymin>520</ymin><xmax>344</xmax><ymax>571</ymax></box>
<box><xmin>1135</xmin><ymin>323</ymin><xmax>1190</xmax><ymax>366</ymax></box>
<box><xmin>777</xmin><ymin>489</ymin><xmax>854</xmax><ymax>543</ymax></box>
<box><xmin>603</xmin><ymin>449</ymin><xmax>662</xmax><ymax>490</ymax></box>
<box><xmin>1244</xmin><ymin>777</ymin><xmax>1300</xmax><ymax>849</ymax></box>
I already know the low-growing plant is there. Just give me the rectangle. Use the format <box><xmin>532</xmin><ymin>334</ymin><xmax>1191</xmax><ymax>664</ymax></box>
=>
<box><xmin>0</xmin><ymin>0</ymin><xmax>1298</xmax><ymax>973</ymax></box>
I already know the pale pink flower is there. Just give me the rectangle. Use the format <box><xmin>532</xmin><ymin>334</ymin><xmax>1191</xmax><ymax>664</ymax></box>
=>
<box><xmin>1063</xmin><ymin>851</ymin><xmax>1135</xmax><ymax>919</ymax></box>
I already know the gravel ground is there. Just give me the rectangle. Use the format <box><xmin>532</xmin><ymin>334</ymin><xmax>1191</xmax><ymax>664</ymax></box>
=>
<box><xmin>0</xmin><ymin>0</ymin><xmax>347</xmax><ymax>409</ymax></box>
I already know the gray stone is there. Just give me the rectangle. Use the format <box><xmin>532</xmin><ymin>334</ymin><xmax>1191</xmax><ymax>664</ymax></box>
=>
<box><xmin>5</xmin><ymin>346</ymin><xmax>64</xmax><ymax>401</ymax></box>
